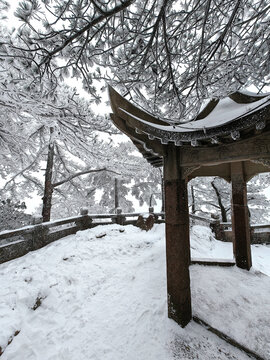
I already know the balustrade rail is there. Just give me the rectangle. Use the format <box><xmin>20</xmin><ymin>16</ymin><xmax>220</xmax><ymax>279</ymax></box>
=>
<box><xmin>218</xmin><ymin>222</ymin><xmax>270</xmax><ymax>244</ymax></box>
<box><xmin>0</xmin><ymin>209</ymin><xmax>268</xmax><ymax>265</ymax></box>
<box><xmin>0</xmin><ymin>209</ymin><xmax>165</xmax><ymax>264</ymax></box>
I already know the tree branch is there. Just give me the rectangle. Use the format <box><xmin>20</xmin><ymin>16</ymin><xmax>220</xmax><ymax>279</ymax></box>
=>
<box><xmin>52</xmin><ymin>168</ymin><xmax>121</xmax><ymax>188</ymax></box>
<box><xmin>39</xmin><ymin>0</ymin><xmax>134</xmax><ymax>66</ymax></box>
<box><xmin>1</xmin><ymin>145</ymin><xmax>47</xmax><ymax>191</ymax></box>
<box><xmin>139</xmin><ymin>0</ymin><xmax>169</xmax><ymax>73</ymax></box>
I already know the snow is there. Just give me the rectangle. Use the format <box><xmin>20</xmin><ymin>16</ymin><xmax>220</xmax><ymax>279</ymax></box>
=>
<box><xmin>238</xmin><ymin>89</ymin><xmax>270</xmax><ymax>97</ymax></box>
<box><xmin>119</xmin><ymin>94</ymin><xmax>270</xmax><ymax>132</ymax></box>
<box><xmin>0</xmin><ymin>224</ymin><xmax>269</xmax><ymax>360</ymax></box>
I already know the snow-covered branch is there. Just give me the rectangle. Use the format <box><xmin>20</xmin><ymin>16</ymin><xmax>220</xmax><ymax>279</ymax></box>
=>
<box><xmin>52</xmin><ymin>168</ymin><xmax>121</xmax><ymax>188</ymax></box>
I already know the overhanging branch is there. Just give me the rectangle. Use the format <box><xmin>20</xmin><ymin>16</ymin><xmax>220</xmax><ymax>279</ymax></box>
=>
<box><xmin>52</xmin><ymin>168</ymin><xmax>121</xmax><ymax>188</ymax></box>
<box><xmin>39</xmin><ymin>0</ymin><xmax>134</xmax><ymax>66</ymax></box>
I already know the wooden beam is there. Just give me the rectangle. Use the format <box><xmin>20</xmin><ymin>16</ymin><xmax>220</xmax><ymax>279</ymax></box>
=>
<box><xmin>191</xmin><ymin>259</ymin><xmax>235</xmax><ymax>267</ymax></box>
<box><xmin>180</xmin><ymin>131</ymin><xmax>270</xmax><ymax>167</ymax></box>
<box><xmin>186</xmin><ymin>160</ymin><xmax>270</xmax><ymax>181</ymax></box>
<box><xmin>231</xmin><ymin>162</ymin><xmax>252</xmax><ymax>270</ymax></box>
<box><xmin>187</xmin><ymin>163</ymin><xmax>231</xmax><ymax>182</ymax></box>
<box><xmin>244</xmin><ymin>160</ymin><xmax>270</xmax><ymax>181</ymax></box>
<box><xmin>193</xmin><ymin>316</ymin><xmax>265</xmax><ymax>360</ymax></box>
<box><xmin>163</xmin><ymin>145</ymin><xmax>192</xmax><ymax>327</ymax></box>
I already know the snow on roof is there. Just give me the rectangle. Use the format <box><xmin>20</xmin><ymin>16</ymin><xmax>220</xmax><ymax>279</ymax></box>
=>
<box><xmin>120</xmin><ymin>94</ymin><xmax>270</xmax><ymax>133</ymax></box>
<box><xmin>236</xmin><ymin>89</ymin><xmax>270</xmax><ymax>97</ymax></box>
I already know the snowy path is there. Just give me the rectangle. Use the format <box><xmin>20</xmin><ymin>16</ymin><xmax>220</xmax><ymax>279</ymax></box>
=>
<box><xmin>0</xmin><ymin>224</ymin><xmax>269</xmax><ymax>360</ymax></box>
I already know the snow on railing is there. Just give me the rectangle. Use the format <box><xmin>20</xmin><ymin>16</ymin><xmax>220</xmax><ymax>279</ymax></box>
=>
<box><xmin>218</xmin><ymin>221</ymin><xmax>270</xmax><ymax>244</ymax></box>
<box><xmin>2</xmin><ymin>208</ymin><xmax>266</xmax><ymax>265</ymax></box>
<box><xmin>0</xmin><ymin>208</ymin><xmax>165</xmax><ymax>264</ymax></box>
<box><xmin>219</xmin><ymin>222</ymin><xmax>270</xmax><ymax>231</ymax></box>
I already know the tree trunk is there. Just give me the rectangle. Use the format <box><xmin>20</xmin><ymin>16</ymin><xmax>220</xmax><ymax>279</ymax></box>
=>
<box><xmin>191</xmin><ymin>185</ymin><xmax>196</xmax><ymax>214</ymax></box>
<box><xmin>114</xmin><ymin>178</ymin><xmax>119</xmax><ymax>211</ymax></box>
<box><xmin>42</xmin><ymin>128</ymin><xmax>55</xmax><ymax>222</ymax></box>
<box><xmin>211</xmin><ymin>180</ymin><xmax>227</xmax><ymax>222</ymax></box>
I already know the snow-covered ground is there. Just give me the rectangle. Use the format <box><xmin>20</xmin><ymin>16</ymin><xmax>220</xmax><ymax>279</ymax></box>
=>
<box><xmin>0</xmin><ymin>224</ymin><xmax>269</xmax><ymax>360</ymax></box>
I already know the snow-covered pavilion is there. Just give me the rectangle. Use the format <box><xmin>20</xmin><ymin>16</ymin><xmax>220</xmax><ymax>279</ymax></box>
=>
<box><xmin>109</xmin><ymin>86</ymin><xmax>270</xmax><ymax>327</ymax></box>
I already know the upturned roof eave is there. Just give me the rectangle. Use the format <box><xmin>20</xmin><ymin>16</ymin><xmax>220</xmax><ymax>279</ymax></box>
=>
<box><xmin>109</xmin><ymin>86</ymin><xmax>270</xmax><ymax>166</ymax></box>
<box><xmin>117</xmin><ymin>103</ymin><xmax>270</xmax><ymax>143</ymax></box>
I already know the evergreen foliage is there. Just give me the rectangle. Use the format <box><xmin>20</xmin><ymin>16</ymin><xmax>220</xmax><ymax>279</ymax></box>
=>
<box><xmin>0</xmin><ymin>198</ymin><xmax>31</xmax><ymax>231</ymax></box>
<box><xmin>189</xmin><ymin>174</ymin><xmax>270</xmax><ymax>224</ymax></box>
<box><xmin>0</xmin><ymin>1</ymin><xmax>269</xmax><ymax>224</ymax></box>
<box><xmin>1</xmin><ymin>0</ymin><xmax>269</xmax><ymax>121</ymax></box>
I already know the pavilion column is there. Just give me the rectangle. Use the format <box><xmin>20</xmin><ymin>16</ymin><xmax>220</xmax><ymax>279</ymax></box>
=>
<box><xmin>231</xmin><ymin>162</ymin><xmax>252</xmax><ymax>270</ymax></box>
<box><xmin>163</xmin><ymin>145</ymin><xmax>192</xmax><ymax>327</ymax></box>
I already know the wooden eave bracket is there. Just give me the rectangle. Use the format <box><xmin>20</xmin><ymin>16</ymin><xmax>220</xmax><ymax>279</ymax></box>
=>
<box><xmin>110</xmin><ymin>113</ymin><xmax>164</xmax><ymax>165</ymax></box>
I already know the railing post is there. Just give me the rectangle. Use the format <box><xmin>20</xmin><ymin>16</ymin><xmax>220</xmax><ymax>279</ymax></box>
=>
<box><xmin>32</xmin><ymin>225</ymin><xmax>49</xmax><ymax>250</ymax></box>
<box><xmin>32</xmin><ymin>216</ymin><xmax>43</xmax><ymax>225</ymax></box>
<box><xmin>115</xmin><ymin>208</ymin><xmax>125</xmax><ymax>225</ymax></box>
<box><xmin>26</xmin><ymin>217</ymin><xmax>48</xmax><ymax>250</ymax></box>
<box><xmin>148</xmin><ymin>206</ymin><xmax>159</xmax><ymax>223</ymax></box>
<box><xmin>210</xmin><ymin>219</ymin><xmax>223</xmax><ymax>240</ymax></box>
<box><xmin>75</xmin><ymin>208</ymin><xmax>93</xmax><ymax>230</ymax></box>
<box><xmin>250</xmin><ymin>226</ymin><xmax>255</xmax><ymax>244</ymax></box>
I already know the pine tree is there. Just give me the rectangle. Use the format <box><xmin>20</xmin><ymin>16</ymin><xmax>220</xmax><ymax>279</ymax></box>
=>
<box><xmin>0</xmin><ymin>198</ymin><xmax>31</xmax><ymax>231</ymax></box>
<box><xmin>2</xmin><ymin>0</ymin><xmax>269</xmax><ymax>121</ymax></box>
<box><xmin>189</xmin><ymin>174</ymin><xmax>270</xmax><ymax>224</ymax></box>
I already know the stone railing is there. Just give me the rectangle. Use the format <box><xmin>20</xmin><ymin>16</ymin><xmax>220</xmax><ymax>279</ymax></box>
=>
<box><xmin>1</xmin><ymin>208</ymin><xmax>267</xmax><ymax>265</ymax></box>
<box><xmin>218</xmin><ymin>222</ymin><xmax>270</xmax><ymax>244</ymax></box>
<box><xmin>0</xmin><ymin>208</ymin><xmax>164</xmax><ymax>264</ymax></box>
<box><xmin>189</xmin><ymin>214</ymin><xmax>216</xmax><ymax>226</ymax></box>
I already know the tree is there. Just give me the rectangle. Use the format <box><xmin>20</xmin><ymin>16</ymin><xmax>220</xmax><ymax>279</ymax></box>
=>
<box><xmin>66</xmin><ymin>142</ymin><xmax>163</xmax><ymax>215</ymax></box>
<box><xmin>189</xmin><ymin>177</ymin><xmax>231</xmax><ymax>221</ymax></box>
<box><xmin>3</xmin><ymin>2</ymin><xmax>268</xmax><ymax>222</ymax></box>
<box><xmin>189</xmin><ymin>174</ymin><xmax>270</xmax><ymax>224</ymax></box>
<box><xmin>131</xmin><ymin>167</ymin><xmax>163</xmax><ymax>210</ymax></box>
<box><xmin>0</xmin><ymin>198</ymin><xmax>32</xmax><ymax>231</ymax></box>
<box><xmin>0</xmin><ymin>50</ymin><xmax>161</xmax><ymax>220</ymax></box>
<box><xmin>210</xmin><ymin>179</ymin><xmax>229</xmax><ymax>222</ymax></box>
<box><xmin>1</xmin><ymin>0</ymin><xmax>134</xmax><ymax>102</ymax></box>
<box><xmin>0</xmin><ymin>32</ymin><xmax>120</xmax><ymax>220</ymax></box>
<box><xmin>40</xmin><ymin>126</ymin><xmax>125</xmax><ymax>221</ymax></box>
<box><xmin>105</xmin><ymin>0</ymin><xmax>270</xmax><ymax>122</ymax></box>
<box><xmin>247</xmin><ymin>173</ymin><xmax>270</xmax><ymax>224</ymax></box>
<box><xmin>3</xmin><ymin>0</ymin><xmax>270</xmax><ymax>123</ymax></box>
<box><xmin>0</xmin><ymin>22</ymin><xmax>166</xmax><ymax>220</ymax></box>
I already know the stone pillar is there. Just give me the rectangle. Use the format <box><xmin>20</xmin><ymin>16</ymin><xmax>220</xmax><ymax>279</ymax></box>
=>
<box><xmin>75</xmin><ymin>208</ymin><xmax>93</xmax><ymax>230</ymax></box>
<box><xmin>115</xmin><ymin>208</ymin><xmax>126</xmax><ymax>225</ymax></box>
<box><xmin>163</xmin><ymin>145</ymin><xmax>192</xmax><ymax>327</ymax></box>
<box><xmin>231</xmin><ymin>162</ymin><xmax>252</xmax><ymax>270</ymax></box>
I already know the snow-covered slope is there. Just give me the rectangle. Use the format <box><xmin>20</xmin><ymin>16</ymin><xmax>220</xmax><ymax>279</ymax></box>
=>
<box><xmin>0</xmin><ymin>224</ymin><xmax>269</xmax><ymax>360</ymax></box>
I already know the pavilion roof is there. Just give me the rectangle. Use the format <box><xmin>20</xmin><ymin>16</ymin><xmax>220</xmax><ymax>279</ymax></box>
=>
<box><xmin>109</xmin><ymin>86</ymin><xmax>270</xmax><ymax>168</ymax></box>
